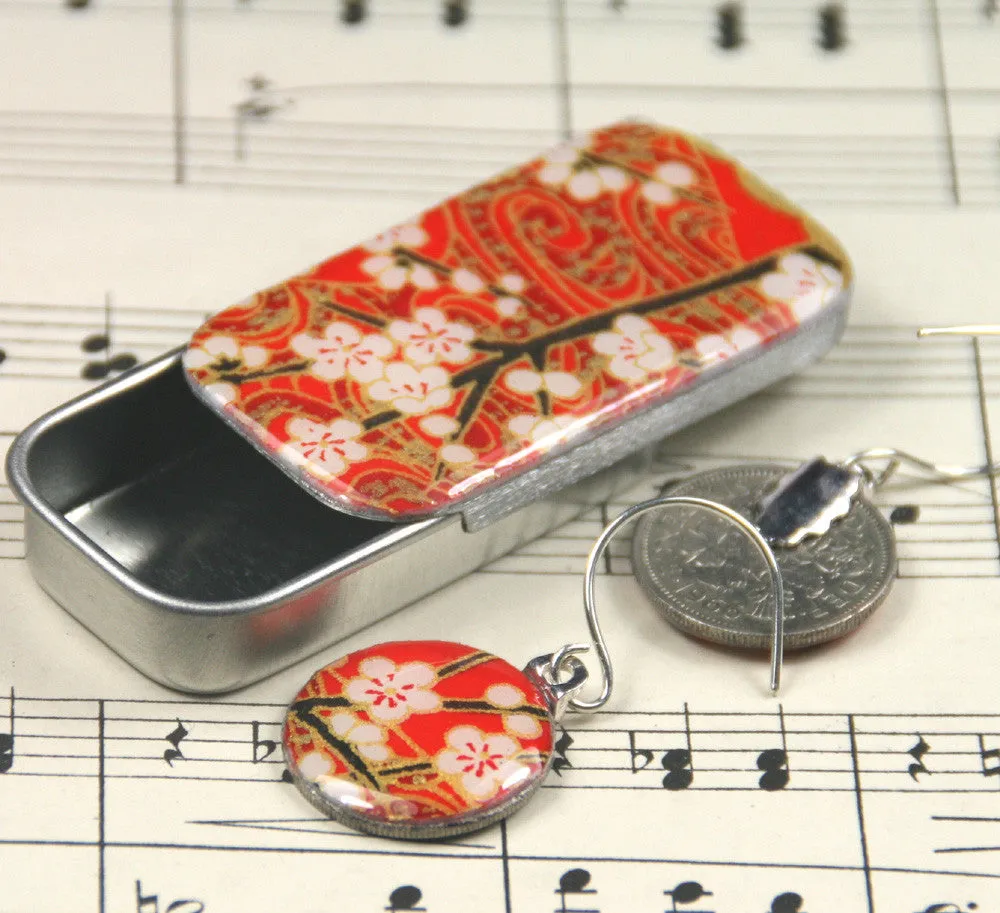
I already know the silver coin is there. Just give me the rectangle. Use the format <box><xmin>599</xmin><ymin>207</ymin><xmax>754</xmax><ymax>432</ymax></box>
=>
<box><xmin>631</xmin><ymin>464</ymin><xmax>897</xmax><ymax>650</ymax></box>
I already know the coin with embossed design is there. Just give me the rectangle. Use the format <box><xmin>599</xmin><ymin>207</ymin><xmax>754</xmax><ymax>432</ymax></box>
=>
<box><xmin>631</xmin><ymin>464</ymin><xmax>896</xmax><ymax>650</ymax></box>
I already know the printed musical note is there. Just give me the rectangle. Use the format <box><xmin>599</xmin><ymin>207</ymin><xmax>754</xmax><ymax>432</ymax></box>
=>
<box><xmin>985</xmin><ymin>0</ymin><xmax>998</xmax><ymax>21</ymax></box>
<box><xmin>554</xmin><ymin>869</ymin><xmax>597</xmax><ymax>913</ymax></box>
<box><xmin>609</xmin><ymin>0</ymin><xmax>625</xmax><ymax>11</ymax></box>
<box><xmin>342</xmin><ymin>0</ymin><xmax>367</xmax><ymax>24</ymax></box>
<box><xmin>662</xmin><ymin>705</ymin><xmax>695</xmax><ymax>790</ymax></box>
<box><xmin>80</xmin><ymin>292</ymin><xmax>138</xmax><ymax>381</ymax></box>
<box><xmin>770</xmin><ymin>893</ymin><xmax>806</xmax><ymax>913</ymax></box>
<box><xmin>0</xmin><ymin>688</ymin><xmax>13</xmax><ymax>774</ymax></box>
<box><xmin>234</xmin><ymin>75</ymin><xmax>295</xmax><ymax>160</ymax></box>
<box><xmin>663</xmin><ymin>881</ymin><xmax>713</xmax><ymax>912</ymax></box>
<box><xmin>552</xmin><ymin>730</ymin><xmax>574</xmax><ymax>776</ymax></box>
<box><xmin>163</xmin><ymin>720</ymin><xmax>189</xmax><ymax>767</ymax></box>
<box><xmin>443</xmin><ymin>0</ymin><xmax>467</xmax><ymax>26</ymax></box>
<box><xmin>251</xmin><ymin>721</ymin><xmax>276</xmax><ymax>764</ymax></box>
<box><xmin>662</xmin><ymin>748</ymin><xmax>694</xmax><ymax>791</ymax></box>
<box><xmin>386</xmin><ymin>885</ymin><xmax>425</xmax><ymax>912</ymax></box>
<box><xmin>818</xmin><ymin>4</ymin><xmax>846</xmax><ymax>51</ymax></box>
<box><xmin>908</xmin><ymin>735</ymin><xmax>932</xmax><ymax>781</ymax></box>
<box><xmin>64</xmin><ymin>0</ymin><xmax>90</xmax><ymax>8</ymax></box>
<box><xmin>716</xmin><ymin>3</ymin><xmax>744</xmax><ymax>50</ymax></box>
<box><xmin>977</xmin><ymin>735</ymin><xmax>1000</xmax><ymax>780</ymax></box>
<box><xmin>0</xmin><ymin>347</ymin><xmax>7</xmax><ymax>368</ymax></box>
<box><xmin>628</xmin><ymin>731</ymin><xmax>655</xmax><ymax>773</ymax></box>
<box><xmin>890</xmin><ymin>505</ymin><xmax>920</xmax><ymax>525</ymax></box>
<box><xmin>757</xmin><ymin>748</ymin><xmax>790</xmax><ymax>791</ymax></box>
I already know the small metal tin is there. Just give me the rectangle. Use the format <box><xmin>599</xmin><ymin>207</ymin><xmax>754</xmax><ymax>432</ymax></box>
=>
<box><xmin>7</xmin><ymin>303</ymin><xmax>842</xmax><ymax>693</ymax></box>
<box><xmin>6</xmin><ymin>122</ymin><xmax>853</xmax><ymax>693</ymax></box>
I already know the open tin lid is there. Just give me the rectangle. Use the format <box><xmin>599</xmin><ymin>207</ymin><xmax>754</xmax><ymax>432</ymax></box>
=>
<box><xmin>182</xmin><ymin>121</ymin><xmax>852</xmax><ymax>528</ymax></box>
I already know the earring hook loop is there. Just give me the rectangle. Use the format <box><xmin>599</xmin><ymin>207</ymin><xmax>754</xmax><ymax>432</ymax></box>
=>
<box><xmin>570</xmin><ymin>494</ymin><xmax>787</xmax><ymax>713</ymax></box>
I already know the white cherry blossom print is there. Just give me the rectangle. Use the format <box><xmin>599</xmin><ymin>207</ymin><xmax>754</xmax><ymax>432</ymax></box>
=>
<box><xmin>419</xmin><ymin>414</ymin><xmax>459</xmax><ymax>437</ymax></box>
<box><xmin>290</xmin><ymin>322</ymin><xmax>393</xmax><ymax>383</ymax></box>
<box><xmin>760</xmin><ymin>253</ymin><xmax>844</xmax><ymax>322</ymax></box>
<box><xmin>494</xmin><ymin>273</ymin><xmax>526</xmax><ymax>316</ymax></box>
<box><xmin>345</xmin><ymin>657</ymin><xmax>441</xmax><ymax>723</ymax></box>
<box><xmin>281</xmin><ymin>418</ymin><xmax>367</xmax><ymax>480</ymax></box>
<box><xmin>327</xmin><ymin>712</ymin><xmax>390</xmax><ymax>762</ymax></box>
<box><xmin>184</xmin><ymin>334</ymin><xmax>268</xmax><ymax>371</ymax></box>
<box><xmin>388</xmin><ymin>308</ymin><xmax>475</xmax><ymax>366</ymax></box>
<box><xmin>504</xmin><ymin>368</ymin><xmax>582</xmax><ymax>399</ymax></box>
<box><xmin>451</xmin><ymin>268</ymin><xmax>486</xmax><ymax>294</ymax></box>
<box><xmin>640</xmin><ymin>161</ymin><xmax>696</xmax><ymax>205</ymax></box>
<box><xmin>368</xmin><ymin>363</ymin><xmax>454</xmax><ymax>415</ymax></box>
<box><xmin>592</xmin><ymin>314</ymin><xmax>676</xmax><ymax>382</ymax></box>
<box><xmin>537</xmin><ymin>140</ymin><xmax>629</xmax><ymax>201</ymax></box>
<box><xmin>362</xmin><ymin>253</ymin><xmax>438</xmax><ymax>292</ymax></box>
<box><xmin>507</xmin><ymin>413</ymin><xmax>575</xmax><ymax>444</ymax></box>
<box><xmin>435</xmin><ymin>726</ymin><xmax>524</xmax><ymax>799</ymax></box>
<box><xmin>693</xmin><ymin>327</ymin><xmax>762</xmax><ymax>366</ymax></box>
<box><xmin>298</xmin><ymin>751</ymin><xmax>333</xmax><ymax>781</ymax></box>
<box><xmin>485</xmin><ymin>683</ymin><xmax>524</xmax><ymax>708</ymax></box>
<box><xmin>504</xmin><ymin>713</ymin><xmax>543</xmax><ymax>739</ymax></box>
<box><xmin>363</xmin><ymin>223</ymin><xmax>428</xmax><ymax>254</ymax></box>
<box><xmin>440</xmin><ymin>444</ymin><xmax>476</xmax><ymax>465</ymax></box>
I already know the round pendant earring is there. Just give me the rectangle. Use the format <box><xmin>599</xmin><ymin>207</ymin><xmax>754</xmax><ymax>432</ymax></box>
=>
<box><xmin>281</xmin><ymin>496</ymin><xmax>785</xmax><ymax>841</ymax></box>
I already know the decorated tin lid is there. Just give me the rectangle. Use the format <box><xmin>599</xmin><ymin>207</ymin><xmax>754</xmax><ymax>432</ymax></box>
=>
<box><xmin>183</xmin><ymin>120</ymin><xmax>852</xmax><ymax>524</ymax></box>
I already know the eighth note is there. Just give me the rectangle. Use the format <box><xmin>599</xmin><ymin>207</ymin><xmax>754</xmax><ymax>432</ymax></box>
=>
<box><xmin>908</xmin><ymin>735</ymin><xmax>932</xmax><ymax>781</ymax></box>
<box><xmin>163</xmin><ymin>719</ymin><xmax>189</xmax><ymax>766</ymax></box>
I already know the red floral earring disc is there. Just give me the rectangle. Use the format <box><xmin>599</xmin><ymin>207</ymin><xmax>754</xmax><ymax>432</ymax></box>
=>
<box><xmin>282</xmin><ymin>640</ymin><xmax>556</xmax><ymax>839</ymax></box>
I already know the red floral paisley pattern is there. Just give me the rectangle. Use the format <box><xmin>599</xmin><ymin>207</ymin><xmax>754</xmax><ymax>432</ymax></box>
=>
<box><xmin>184</xmin><ymin>121</ymin><xmax>850</xmax><ymax>520</ymax></box>
<box><xmin>282</xmin><ymin>641</ymin><xmax>553</xmax><ymax>835</ymax></box>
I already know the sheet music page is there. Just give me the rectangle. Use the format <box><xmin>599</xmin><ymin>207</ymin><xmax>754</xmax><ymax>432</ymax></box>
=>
<box><xmin>1</xmin><ymin>2</ymin><xmax>999</xmax><ymax>910</ymax></box>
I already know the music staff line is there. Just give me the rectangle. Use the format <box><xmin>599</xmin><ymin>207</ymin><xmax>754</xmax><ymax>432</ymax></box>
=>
<box><xmin>2</xmin><ymin>302</ymin><xmax>999</xmax><ymax>394</ymax></box>
<box><xmin>4</xmin><ymin>0</ymin><xmax>999</xmax><ymax>31</ymax></box>
<box><xmin>3</xmin><ymin>111</ymin><xmax>1000</xmax><ymax>207</ymax></box>
<box><xmin>3</xmin><ymin>696</ymin><xmax>999</xmax><ymax>794</ymax></box>
<box><xmin>3</xmin><ymin>445</ymin><xmax>1000</xmax><ymax>576</ymax></box>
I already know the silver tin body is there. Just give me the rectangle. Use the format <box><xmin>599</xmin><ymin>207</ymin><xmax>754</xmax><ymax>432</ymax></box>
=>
<box><xmin>7</xmin><ymin>298</ymin><xmax>846</xmax><ymax>693</ymax></box>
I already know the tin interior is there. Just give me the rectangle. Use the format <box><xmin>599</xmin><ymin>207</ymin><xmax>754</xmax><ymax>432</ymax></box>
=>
<box><xmin>24</xmin><ymin>357</ymin><xmax>393</xmax><ymax>602</ymax></box>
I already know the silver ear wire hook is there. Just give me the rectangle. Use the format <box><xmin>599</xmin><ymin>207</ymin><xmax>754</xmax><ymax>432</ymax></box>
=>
<box><xmin>842</xmin><ymin>447</ymin><xmax>1000</xmax><ymax>489</ymax></box>
<box><xmin>570</xmin><ymin>494</ymin><xmax>787</xmax><ymax>711</ymax></box>
<box><xmin>917</xmin><ymin>325</ymin><xmax>1000</xmax><ymax>337</ymax></box>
